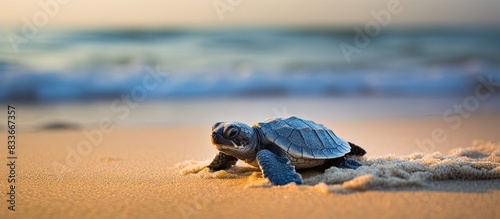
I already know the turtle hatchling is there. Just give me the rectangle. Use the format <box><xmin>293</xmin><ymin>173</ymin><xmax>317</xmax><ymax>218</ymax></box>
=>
<box><xmin>208</xmin><ymin>116</ymin><xmax>366</xmax><ymax>185</ymax></box>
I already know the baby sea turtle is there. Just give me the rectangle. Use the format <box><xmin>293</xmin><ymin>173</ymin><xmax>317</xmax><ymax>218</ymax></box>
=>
<box><xmin>208</xmin><ymin>116</ymin><xmax>366</xmax><ymax>185</ymax></box>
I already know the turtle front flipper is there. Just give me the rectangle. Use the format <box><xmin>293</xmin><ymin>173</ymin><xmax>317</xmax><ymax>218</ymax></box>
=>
<box><xmin>256</xmin><ymin>149</ymin><xmax>302</xmax><ymax>185</ymax></box>
<box><xmin>208</xmin><ymin>152</ymin><xmax>238</xmax><ymax>171</ymax></box>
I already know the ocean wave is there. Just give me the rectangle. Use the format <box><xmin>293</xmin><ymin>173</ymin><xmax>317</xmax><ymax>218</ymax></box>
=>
<box><xmin>1</xmin><ymin>65</ymin><xmax>499</xmax><ymax>103</ymax></box>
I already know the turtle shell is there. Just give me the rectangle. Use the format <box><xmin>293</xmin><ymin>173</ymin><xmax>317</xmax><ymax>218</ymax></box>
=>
<box><xmin>254</xmin><ymin>117</ymin><xmax>350</xmax><ymax>159</ymax></box>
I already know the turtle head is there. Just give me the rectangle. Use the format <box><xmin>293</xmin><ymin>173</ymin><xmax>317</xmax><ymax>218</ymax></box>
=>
<box><xmin>211</xmin><ymin>122</ymin><xmax>257</xmax><ymax>161</ymax></box>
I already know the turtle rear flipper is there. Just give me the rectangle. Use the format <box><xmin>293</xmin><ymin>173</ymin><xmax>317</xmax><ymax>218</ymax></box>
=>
<box><xmin>256</xmin><ymin>149</ymin><xmax>302</xmax><ymax>185</ymax></box>
<box><xmin>346</xmin><ymin>142</ymin><xmax>366</xmax><ymax>156</ymax></box>
<box><xmin>319</xmin><ymin>157</ymin><xmax>362</xmax><ymax>171</ymax></box>
<box><xmin>338</xmin><ymin>158</ymin><xmax>362</xmax><ymax>169</ymax></box>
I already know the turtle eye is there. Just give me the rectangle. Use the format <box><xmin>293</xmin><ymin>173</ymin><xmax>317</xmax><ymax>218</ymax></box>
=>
<box><xmin>226</xmin><ymin>127</ymin><xmax>239</xmax><ymax>139</ymax></box>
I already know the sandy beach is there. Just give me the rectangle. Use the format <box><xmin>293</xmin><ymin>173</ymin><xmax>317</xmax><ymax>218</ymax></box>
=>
<box><xmin>1</xmin><ymin>113</ymin><xmax>499</xmax><ymax>219</ymax></box>
<box><xmin>3</xmin><ymin>1</ymin><xmax>500</xmax><ymax>218</ymax></box>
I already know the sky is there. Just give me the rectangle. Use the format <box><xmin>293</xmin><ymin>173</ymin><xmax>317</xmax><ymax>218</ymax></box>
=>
<box><xmin>1</xmin><ymin>0</ymin><xmax>500</xmax><ymax>30</ymax></box>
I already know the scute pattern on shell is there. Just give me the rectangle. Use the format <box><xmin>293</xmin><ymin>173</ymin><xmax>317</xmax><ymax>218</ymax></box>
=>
<box><xmin>255</xmin><ymin>117</ymin><xmax>351</xmax><ymax>159</ymax></box>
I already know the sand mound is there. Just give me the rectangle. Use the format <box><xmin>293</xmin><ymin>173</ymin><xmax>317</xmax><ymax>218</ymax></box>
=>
<box><xmin>179</xmin><ymin>141</ymin><xmax>500</xmax><ymax>192</ymax></box>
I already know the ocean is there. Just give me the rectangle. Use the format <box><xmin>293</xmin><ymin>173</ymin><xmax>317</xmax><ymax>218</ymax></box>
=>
<box><xmin>2</xmin><ymin>28</ymin><xmax>500</xmax><ymax>102</ymax></box>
